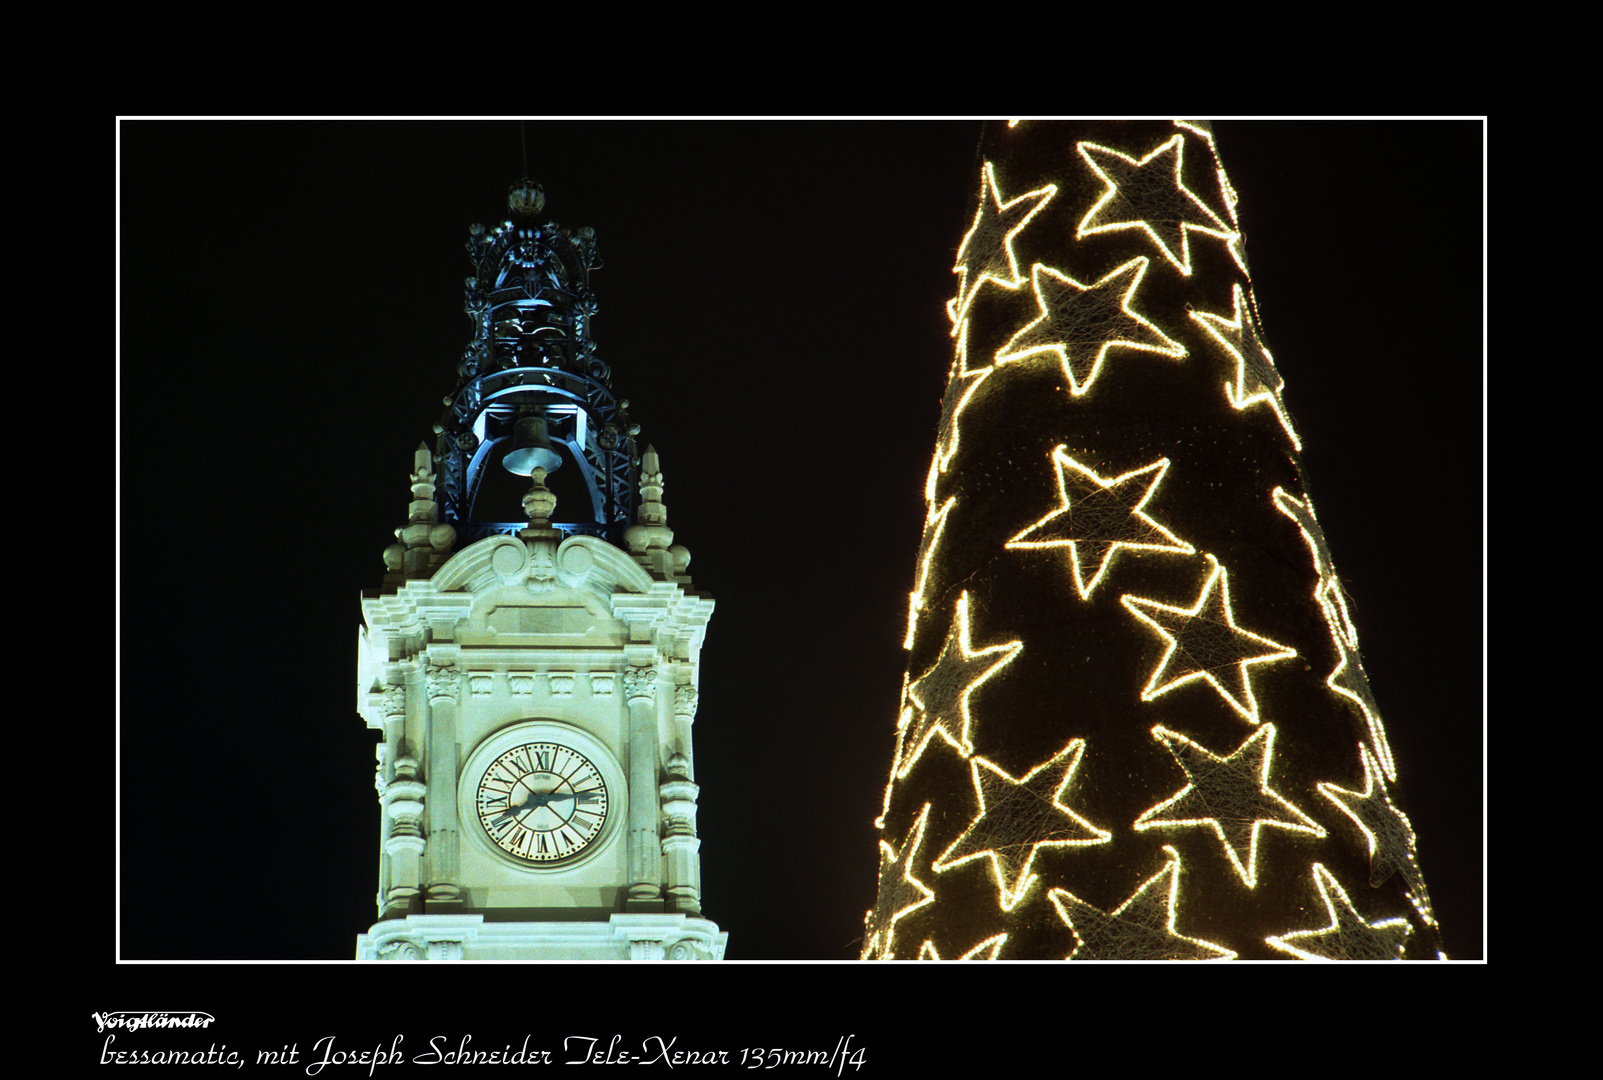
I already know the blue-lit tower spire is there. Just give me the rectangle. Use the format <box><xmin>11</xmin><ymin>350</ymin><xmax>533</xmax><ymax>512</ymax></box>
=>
<box><xmin>434</xmin><ymin>178</ymin><xmax>641</xmax><ymax>549</ymax></box>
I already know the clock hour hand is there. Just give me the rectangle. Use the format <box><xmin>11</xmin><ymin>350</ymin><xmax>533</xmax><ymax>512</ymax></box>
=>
<box><xmin>492</xmin><ymin>789</ymin><xmax>543</xmax><ymax>825</ymax></box>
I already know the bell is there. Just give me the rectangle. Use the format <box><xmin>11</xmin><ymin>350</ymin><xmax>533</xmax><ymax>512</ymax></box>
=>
<box><xmin>503</xmin><ymin>415</ymin><xmax>562</xmax><ymax>476</ymax></box>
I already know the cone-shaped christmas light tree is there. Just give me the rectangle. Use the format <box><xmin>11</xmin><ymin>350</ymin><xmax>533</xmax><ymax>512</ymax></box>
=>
<box><xmin>864</xmin><ymin>120</ymin><xmax>1444</xmax><ymax>960</ymax></box>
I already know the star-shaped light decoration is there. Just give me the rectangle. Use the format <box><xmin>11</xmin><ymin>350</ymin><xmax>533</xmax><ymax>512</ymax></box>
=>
<box><xmin>1134</xmin><ymin>724</ymin><xmax>1326</xmax><ymax>888</ymax></box>
<box><xmin>903</xmin><ymin>492</ymin><xmax>956</xmax><ymax>650</ymax></box>
<box><xmin>995</xmin><ymin>257</ymin><xmax>1186</xmax><ymax>397</ymax></box>
<box><xmin>897</xmin><ymin>591</ymin><xmax>1023</xmax><ymax>777</ymax></box>
<box><xmin>862</xmin><ymin>804</ymin><xmax>936</xmax><ymax>960</ymax></box>
<box><xmin>931</xmin><ymin>317</ymin><xmax>995</xmax><ymax>480</ymax></box>
<box><xmin>1318</xmin><ymin>742</ymin><xmax>1437</xmax><ymax>927</ymax></box>
<box><xmin>1048</xmin><ymin>845</ymin><xmax>1235</xmax><ymax>960</ymax></box>
<box><xmin>1273</xmin><ymin>487</ymin><xmax>1397</xmax><ymax>778</ymax></box>
<box><xmin>1172</xmin><ymin>120</ymin><xmax>1253</xmax><ymax>277</ymax></box>
<box><xmin>948</xmin><ymin>161</ymin><xmax>1057</xmax><ymax>327</ymax></box>
<box><xmin>1075</xmin><ymin>133</ymin><xmax>1237</xmax><ymax>277</ymax></box>
<box><xmin>1006</xmin><ymin>449</ymin><xmax>1194</xmax><ymax>600</ymax></box>
<box><xmin>1265</xmin><ymin>863</ymin><xmax>1413</xmax><ymax>960</ymax></box>
<box><xmin>933</xmin><ymin>739</ymin><xmax>1112</xmax><ymax>911</ymax></box>
<box><xmin>1190</xmin><ymin>283</ymin><xmax>1301</xmax><ymax>451</ymax></box>
<box><xmin>1325</xmin><ymin>635</ymin><xmax>1394</xmax><ymax>776</ymax></box>
<box><xmin>917</xmin><ymin>932</ymin><xmax>1008</xmax><ymax>961</ymax></box>
<box><xmin>874</xmin><ymin>674</ymin><xmax>913</xmax><ymax>833</ymax></box>
<box><xmin>1120</xmin><ymin>553</ymin><xmax>1297</xmax><ymax>724</ymax></box>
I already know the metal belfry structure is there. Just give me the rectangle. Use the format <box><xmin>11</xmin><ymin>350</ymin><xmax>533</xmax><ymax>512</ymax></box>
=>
<box><xmin>434</xmin><ymin>179</ymin><xmax>641</xmax><ymax>548</ymax></box>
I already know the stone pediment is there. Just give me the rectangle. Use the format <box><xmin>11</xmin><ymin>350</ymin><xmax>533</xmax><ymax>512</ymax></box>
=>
<box><xmin>428</xmin><ymin>534</ymin><xmax>653</xmax><ymax>650</ymax></box>
<box><xmin>431</xmin><ymin>533</ymin><xmax>656</xmax><ymax>600</ymax></box>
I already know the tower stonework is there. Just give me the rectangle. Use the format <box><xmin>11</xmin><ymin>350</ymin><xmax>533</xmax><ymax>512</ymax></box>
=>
<box><xmin>356</xmin><ymin>181</ymin><xmax>725</xmax><ymax>961</ymax></box>
<box><xmin>865</xmin><ymin>121</ymin><xmax>1443</xmax><ymax>960</ymax></box>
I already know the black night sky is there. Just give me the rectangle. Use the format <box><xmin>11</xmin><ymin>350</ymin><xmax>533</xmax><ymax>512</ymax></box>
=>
<box><xmin>115</xmin><ymin>117</ymin><xmax>1484</xmax><ymax>1020</ymax></box>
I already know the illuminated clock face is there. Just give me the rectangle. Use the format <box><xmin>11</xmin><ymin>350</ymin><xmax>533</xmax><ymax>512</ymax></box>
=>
<box><xmin>474</xmin><ymin>741</ymin><xmax>610</xmax><ymax>864</ymax></box>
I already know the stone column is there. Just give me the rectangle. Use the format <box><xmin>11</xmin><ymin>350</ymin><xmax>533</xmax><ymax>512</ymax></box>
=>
<box><xmin>373</xmin><ymin>684</ymin><xmax>407</xmax><ymax>917</ymax></box>
<box><xmin>671</xmin><ymin>685</ymin><xmax>699</xmax><ymax>779</ymax></box>
<box><xmin>381</xmin><ymin>754</ymin><xmax>426</xmax><ymax>917</ymax></box>
<box><xmin>660</xmin><ymin>753</ymin><xmax>702</xmax><ymax>914</ymax></box>
<box><xmin>424</xmin><ymin>662</ymin><xmax>461</xmax><ymax>910</ymax></box>
<box><xmin>623</xmin><ymin>664</ymin><xmax>663</xmax><ymax>908</ymax></box>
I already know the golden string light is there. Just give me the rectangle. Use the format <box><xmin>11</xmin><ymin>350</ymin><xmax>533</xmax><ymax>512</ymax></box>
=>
<box><xmin>1133</xmin><ymin>724</ymin><xmax>1326</xmax><ymax>889</ymax></box>
<box><xmin>1273</xmin><ymin>486</ymin><xmax>1398</xmax><ymax>779</ymax></box>
<box><xmin>932</xmin><ymin>738</ymin><xmax>1111</xmax><ymax>912</ymax></box>
<box><xmin>863</xmin><ymin>804</ymin><xmax>936</xmax><ymax>962</ymax></box>
<box><xmin>995</xmin><ymin>257</ymin><xmax>1187</xmax><ymax>397</ymax></box>
<box><xmin>902</xmin><ymin>493</ymin><xmax>955</xmax><ymax>650</ymax></box>
<box><xmin>895</xmin><ymin>591</ymin><xmax>1023</xmax><ymax>778</ymax></box>
<box><xmin>1005</xmin><ymin>449</ymin><xmax>1194</xmax><ymax>600</ymax></box>
<box><xmin>949</xmin><ymin>162</ymin><xmax>1057</xmax><ymax>327</ymax></box>
<box><xmin>1265</xmin><ymin>864</ymin><xmax>1413</xmax><ymax>960</ymax></box>
<box><xmin>1048</xmin><ymin>846</ymin><xmax>1235</xmax><ymax>960</ymax></box>
<box><xmin>1317</xmin><ymin>742</ymin><xmax>1438</xmax><ymax>928</ymax></box>
<box><xmin>1075</xmin><ymin>134</ymin><xmax>1238</xmax><ymax>277</ymax></box>
<box><xmin>1120</xmin><ymin>554</ymin><xmax>1298</xmax><ymax>724</ymax></box>
<box><xmin>930</xmin><ymin>319</ymin><xmax>995</xmax><ymax>482</ymax></box>
<box><xmin>917</xmin><ymin>932</ymin><xmax>1008</xmax><ymax>960</ymax></box>
<box><xmin>1190</xmin><ymin>283</ymin><xmax>1302</xmax><ymax>451</ymax></box>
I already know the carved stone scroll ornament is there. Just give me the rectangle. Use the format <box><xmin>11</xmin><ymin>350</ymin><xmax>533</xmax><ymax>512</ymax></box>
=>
<box><xmin>374</xmin><ymin>934</ymin><xmax>466</xmax><ymax>961</ymax></box>
<box><xmin>376</xmin><ymin>937</ymin><xmax>424</xmax><ymax>961</ymax></box>
<box><xmin>623</xmin><ymin>665</ymin><xmax>657</xmax><ymax>704</ymax></box>
<box><xmin>426</xmin><ymin>663</ymin><xmax>460</xmax><ymax>702</ymax></box>
<box><xmin>664</xmin><ymin>937</ymin><xmax>716</xmax><ymax>961</ymax></box>
<box><xmin>379</xmin><ymin>684</ymin><xmax>406</xmax><ymax>719</ymax></box>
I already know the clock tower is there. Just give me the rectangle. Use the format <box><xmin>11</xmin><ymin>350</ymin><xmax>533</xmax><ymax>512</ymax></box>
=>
<box><xmin>355</xmin><ymin>179</ymin><xmax>726</xmax><ymax>961</ymax></box>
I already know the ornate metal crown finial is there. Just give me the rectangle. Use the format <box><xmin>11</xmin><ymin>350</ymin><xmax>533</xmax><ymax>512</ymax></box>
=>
<box><xmin>431</xmin><ymin>183</ymin><xmax>639</xmax><ymax>549</ymax></box>
<box><xmin>508</xmin><ymin>177</ymin><xmax>545</xmax><ymax>218</ymax></box>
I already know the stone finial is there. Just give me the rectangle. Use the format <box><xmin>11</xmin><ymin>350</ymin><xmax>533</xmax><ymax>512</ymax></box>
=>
<box><xmin>625</xmin><ymin>445</ymin><xmax>678</xmax><ymax>565</ymax></box>
<box><xmin>520</xmin><ymin>466</ymin><xmax>558</xmax><ymax>527</ymax></box>
<box><xmin>639</xmin><ymin>445</ymin><xmax>665</xmax><ymax>515</ymax></box>
<box><xmin>385</xmin><ymin>444</ymin><xmax>455</xmax><ymax>579</ymax></box>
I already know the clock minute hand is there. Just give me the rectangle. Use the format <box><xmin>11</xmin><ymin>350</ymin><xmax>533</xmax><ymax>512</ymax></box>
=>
<box><xmin>526</xmin><ymin>786</ymin><xmax>601</xmax><ymax>805</ymax></box>
<box><xmin>494</xmin><ymin>787</ymin><xmax>601</xmax><ymax>824</ymax></box>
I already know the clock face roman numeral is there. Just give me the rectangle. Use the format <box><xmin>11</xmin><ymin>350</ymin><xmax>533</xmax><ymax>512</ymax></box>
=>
<box><xmin>476</xmin><ymin>741</ymin><xmax>610</xmax><ymax>863</ymax></box>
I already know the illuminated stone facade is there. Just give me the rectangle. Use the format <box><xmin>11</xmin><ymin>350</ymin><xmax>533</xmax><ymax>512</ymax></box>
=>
<box><xmin>356</xmin><ymin>185</ymin><xmax>724</xmax><ymax>961</ymax></box>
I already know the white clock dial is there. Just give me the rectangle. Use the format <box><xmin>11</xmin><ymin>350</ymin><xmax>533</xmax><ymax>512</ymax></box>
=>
<box><xmin>474</xmin><ymin>741</ymin><xmax>610</xmax><ymax>863</ymax></box>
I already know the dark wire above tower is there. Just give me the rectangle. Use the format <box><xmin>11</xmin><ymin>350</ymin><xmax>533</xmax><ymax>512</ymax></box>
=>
<box><xmin>865</xmin><ymin>120</ymin><xmax>1443</xmax><ymax>960</ymax></box>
